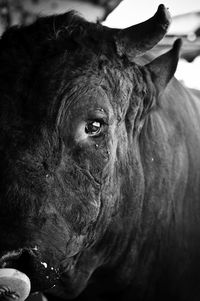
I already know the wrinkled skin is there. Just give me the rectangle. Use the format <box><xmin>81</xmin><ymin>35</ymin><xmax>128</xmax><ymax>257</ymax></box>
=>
<box><xmin>0</xmin><ymin>8</ymin><xmax>200</xmax><ymax>301</ymax></box>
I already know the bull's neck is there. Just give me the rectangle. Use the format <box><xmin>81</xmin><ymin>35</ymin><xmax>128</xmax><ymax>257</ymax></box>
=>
<box><xmin>139</xmin><ymin>91</ymin><xmax>200</xmax><ymax>263</ymax></box>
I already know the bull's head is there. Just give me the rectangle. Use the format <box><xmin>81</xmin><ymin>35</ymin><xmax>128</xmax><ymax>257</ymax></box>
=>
<box><xmin>0</xmin><ymin>5</ymin><xmax>181</xmax><ymax>299</ymax></box>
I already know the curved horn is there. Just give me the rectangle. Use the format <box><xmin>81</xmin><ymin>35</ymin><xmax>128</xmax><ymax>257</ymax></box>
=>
<box><xmin>114</xmin><ymin>4</ymin><xmax>171</xmax><ymax>58</ymax></box>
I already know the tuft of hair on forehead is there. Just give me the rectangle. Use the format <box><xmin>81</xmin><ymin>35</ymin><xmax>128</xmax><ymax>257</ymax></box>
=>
<box><xmin>0</xmin><ymin>11</ymin><xmax>93</xmax><ymax>54</ymax></box>
<box><xmin>0</xmin><ymin>10</ymin><xmax>113</xmax><ymax>91</ymax></box>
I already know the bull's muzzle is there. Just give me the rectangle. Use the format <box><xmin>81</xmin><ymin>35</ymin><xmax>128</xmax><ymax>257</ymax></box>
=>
<box><xmin>0</xmin><ymin>248</ymin><xmax>59</xmax><ymax>300</ymax></box>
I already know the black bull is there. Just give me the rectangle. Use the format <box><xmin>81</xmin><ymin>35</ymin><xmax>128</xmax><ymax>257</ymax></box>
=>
<box><xmin>0</xmin><ymin>4</ymin><xmax>200</xmax><ymax>301</ymax></box>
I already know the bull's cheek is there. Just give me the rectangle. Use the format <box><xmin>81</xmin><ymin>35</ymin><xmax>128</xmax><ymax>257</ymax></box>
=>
<box><xmin>65</xmin><ymin>194</ymin><xmax>101</xmax><ymax>237</ymax></box>
<box><xmin>65</xmin><ymin>235</ymin><xmax>85</xmax><ymax>257</ymax></box>
<box><xmin>63</xmin><ymin>196</ymin><xmax>101</xmax><ymax>257</ymax></box>
<box><xmin>88</xmin><ymin>149</ymin><xmax>110</xmax><ymax>184</ymax></box>
<box><xmin>77</xmin><ymin>140</ymin><xmax>110</xmax><ymax>185</ymax></box>
<box><xmin>49</xmin><ymin>250</ymin><xmax>98</xmax><ymax>299</ymax></box>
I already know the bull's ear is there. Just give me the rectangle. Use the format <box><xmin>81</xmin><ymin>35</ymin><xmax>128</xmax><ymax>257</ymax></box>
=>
<box><xmin>146</xmin><ymin>39</ymin><xmax>182</xmax><ymax>95</ymax></box>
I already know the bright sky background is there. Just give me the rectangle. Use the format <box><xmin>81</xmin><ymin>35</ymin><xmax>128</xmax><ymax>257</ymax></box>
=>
<box><xmin>105</xmin><ymin>0</ymin><xmax>200</xmax><ymax>28</ymax></box>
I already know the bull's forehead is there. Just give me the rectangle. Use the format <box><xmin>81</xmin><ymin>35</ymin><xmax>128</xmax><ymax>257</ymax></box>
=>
<box><xmin>47</xmin><ymin>65</ymin><xmax>139</xmax><ymax>134</ymax></box>
<box><xmin>21</xmin><ymin>51</ymin><xmax>135</xmax><ymax>124</ymax></box>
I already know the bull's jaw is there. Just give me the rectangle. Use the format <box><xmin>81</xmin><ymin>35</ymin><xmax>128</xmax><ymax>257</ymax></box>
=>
<box><xmin>46</xmin><ymin>250</ymin><xmax>101</xmax><ymax>300</ymax></box>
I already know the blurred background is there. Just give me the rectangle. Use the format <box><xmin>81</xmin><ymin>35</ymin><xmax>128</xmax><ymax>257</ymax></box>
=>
<box><xmin>0</xmin><ymin>0</ymin><xmax>200</xmax><ymax>88</ymax></box>
<box><xmin>0</xmin><ymin>0</ymin><xmax>199</xmax><ymax>300</ymax></box>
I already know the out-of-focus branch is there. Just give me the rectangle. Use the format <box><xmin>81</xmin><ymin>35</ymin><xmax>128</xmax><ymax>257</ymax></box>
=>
<box><xmin>79</xmin><ymin>0</ymin><xmax>122</xmax><ymax>20</ymax></box>
<box><xmin>0</xmin><ymin>0</ymin><xmax>123</xmax><ymax>35</ymax></box>
<box><xmin>0</xmin><ymin>0</ymin><xmax>11</xmax><ymax>31</ymax></box>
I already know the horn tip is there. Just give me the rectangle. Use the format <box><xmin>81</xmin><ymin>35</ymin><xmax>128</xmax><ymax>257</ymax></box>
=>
<box><xmin>156</xmin><ymin>4</ymin><xmax>172</xmax><ymax>27</ymax></box>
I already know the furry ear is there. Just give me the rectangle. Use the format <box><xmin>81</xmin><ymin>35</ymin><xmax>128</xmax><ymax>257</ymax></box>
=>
<box><xmin>146</xmin><ymin>39</ymin><xmax>182</xmax><ymax>95</ymax></box>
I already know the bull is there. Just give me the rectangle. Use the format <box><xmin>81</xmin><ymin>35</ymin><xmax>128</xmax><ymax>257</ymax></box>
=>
<box><xmin>0</xmin><ymin>4</ymin><xmax>200</xmax><ymax>301</ymax></box>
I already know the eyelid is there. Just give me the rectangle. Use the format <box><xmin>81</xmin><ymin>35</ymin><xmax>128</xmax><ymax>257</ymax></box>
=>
<box><xmin>87</xmin><ymin>118</ymin><xmax>107</xmax><ymax>127</ymax></box>
<box><xmin>87</xmin><ymin>112</ymin><xmax>108</xmax><ymax>125</ymax></box>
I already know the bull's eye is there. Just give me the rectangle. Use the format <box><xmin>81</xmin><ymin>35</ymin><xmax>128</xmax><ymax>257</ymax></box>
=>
<box><xmin>85</xmin><ymin>121</ymin><xmax>102</xmax><ymax>136</ymax></box>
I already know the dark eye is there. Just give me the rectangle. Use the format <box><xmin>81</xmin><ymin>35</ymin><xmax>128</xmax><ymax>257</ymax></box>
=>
<box><xmin>85</xmin><ymin>121</ymin><xmax>102</xmax><ymax>136</ymax></box>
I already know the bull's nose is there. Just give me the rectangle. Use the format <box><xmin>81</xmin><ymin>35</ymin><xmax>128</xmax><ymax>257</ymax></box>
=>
<box><xmin>0</xmin><ymin>249</ymin><xmax>59</xmax><ymax>293</ymax></box>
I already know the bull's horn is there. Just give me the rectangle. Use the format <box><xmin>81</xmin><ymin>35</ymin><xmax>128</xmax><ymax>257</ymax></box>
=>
<box><xmin>114</xmin><ymin>4</ymin><xmax>171</xmax><ymax>58</ymax></box>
